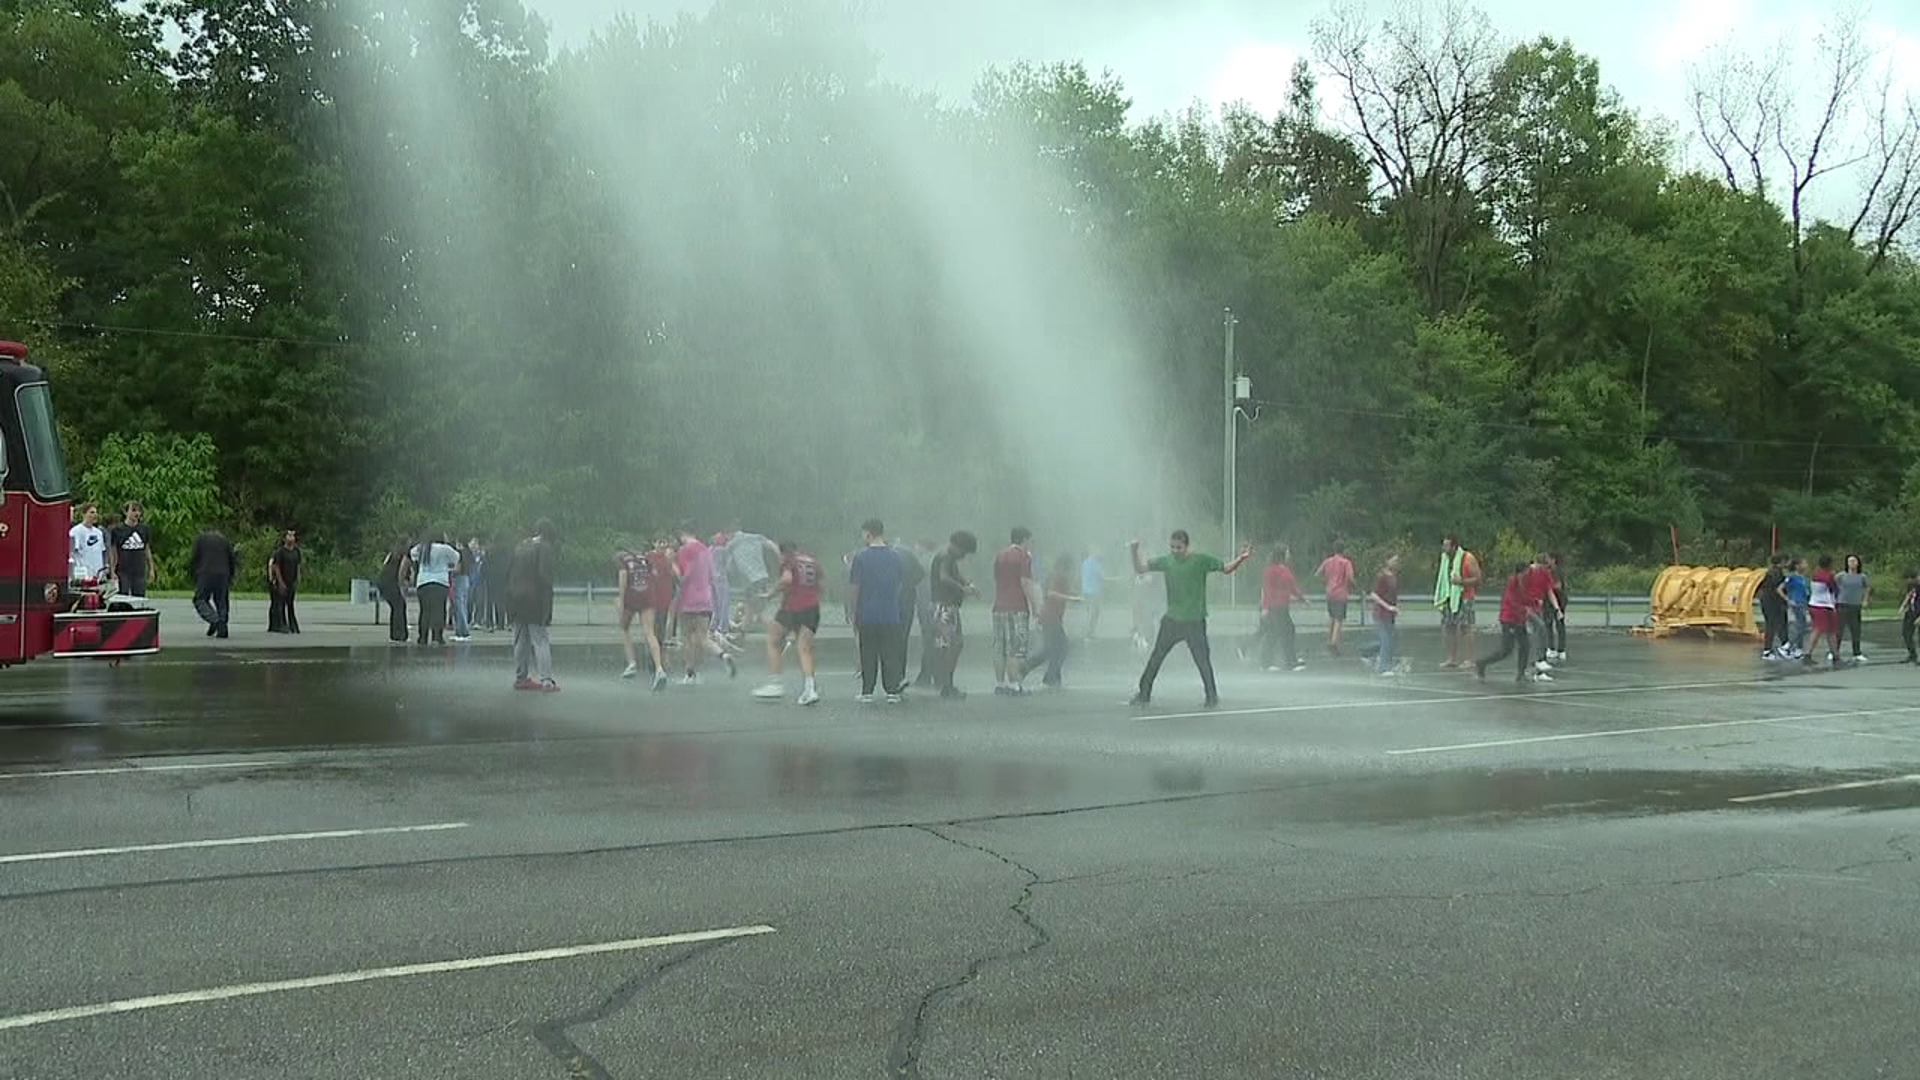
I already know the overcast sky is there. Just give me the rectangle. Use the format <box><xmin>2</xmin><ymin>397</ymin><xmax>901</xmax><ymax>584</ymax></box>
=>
<box><xmin>528</xmin><ymin>0</ymin><xmax>1919</xmax><ymax>126</ymax></box>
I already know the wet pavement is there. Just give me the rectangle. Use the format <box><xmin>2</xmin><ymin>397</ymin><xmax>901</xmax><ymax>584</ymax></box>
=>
<box><xmin>0</xmin><ymin>627</ymin><xmax>1915</xmax><ymax>1078</ymax></box>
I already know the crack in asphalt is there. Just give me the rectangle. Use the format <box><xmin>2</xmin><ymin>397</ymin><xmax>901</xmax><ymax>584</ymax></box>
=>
<box><xmin>1831</xmin><ymin>832</ymin><xmax>1917</xmax><ymax>876</ymax></box>
<box><xmin>529</xmin><ymin>939</ymin><xmax>736</xmax><ymax>1080</ymax></box>
<box><xmin>887</xmin><ymin>825</ymin><xmax>1052</xmax><ymax>1080</ymax></box>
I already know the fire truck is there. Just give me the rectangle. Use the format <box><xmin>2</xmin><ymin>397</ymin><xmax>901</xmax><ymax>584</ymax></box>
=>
<box><xmin>0</xmin><ymin>340</ymin><xmax>159</xmax><ymax>665</ymax></box>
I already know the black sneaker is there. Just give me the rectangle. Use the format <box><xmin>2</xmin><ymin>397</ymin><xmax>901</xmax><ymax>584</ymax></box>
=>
<box><xmin>1202</xmin><ymin>696</ymin><xmax>1220</xmax><ymax>709</ymax></box>
<box><xmin>1128</xmin><ymin>693</ymin><xmax>1150</xmax><ymax>707</ymax></box>
<box><xmin>939</xmin><ymin>686</ymin><xmax>967</xmax><ymax>700</ymax></box>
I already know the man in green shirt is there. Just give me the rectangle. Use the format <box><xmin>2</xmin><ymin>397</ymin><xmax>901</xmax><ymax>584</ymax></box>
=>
<box><xmin>1129</xmin><ymin>530</ymin><xmax>1253</xmax><ymax>707</ymax></box>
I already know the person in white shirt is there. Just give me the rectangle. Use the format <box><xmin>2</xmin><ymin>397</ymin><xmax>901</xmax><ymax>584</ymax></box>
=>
<box><xmin>408</xmin><ymin>530</ymin><xmax>461</xmax><ymax>646</ymax></box>
<box><xmin>69</xmin><ymin>503</ymin><xmax>106</xmax><ymax>582</ymax></box>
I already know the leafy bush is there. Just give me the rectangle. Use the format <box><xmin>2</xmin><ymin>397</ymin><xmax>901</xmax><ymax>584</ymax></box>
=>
<box><xmin>79</xmin><ymin>432</ymin><xmax>226</xmax><ymax>582</ymax></box>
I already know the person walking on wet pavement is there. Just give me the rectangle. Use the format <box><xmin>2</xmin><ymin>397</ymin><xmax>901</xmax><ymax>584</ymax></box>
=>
<box><xmin>1901</xmin><ymin>569</ymin><xmax>1920</xmax><ymax>664</ymax></box>
<box><xmin>509</xmin><ymin>519</ymin><xmax>559</xmax><ymax>691</ymax></box>
<box><xmin>1019</xmin><ymin>552</ymin><xmax>1082</xmax><ymax>688</ymax></box>
<box><xmin>483</xmin><ymin>533</ymin><xmax>511</xmax><ymax>631</ymax></box>
<box><xmin>1759</xmin><ymin>553</ymin><xmax>1790</xmax><ymax>660</ymax></box>
<box><xmin>617</xmin><ymin>542</ymin><xmax>669</xmax><ymax>689</ymax></box>
<box><xmin>410</xmin><ymin>530</ymin><xmax>459</xmax><ymax>647</ymax></box>
<box><xmin>928</xmin><ymin>531</ymin><xmax>979</xmax><ymax>699</ymax></box>
<box><xmin>1128</xmin><ymin>531</ymin><xmax>1253</xmax><ymax>708</ymax></box>
<box><xmin>1316</xmin><ymin>543</ymin><xmax>1355</xmax><ymax>656</ymax></box>
<box><xmin>1522</xmin><ymin>553</ymin><xmax>1557</xmax><ymax>680</ymax></box>
<box><xmin>189</xmin><ymin>527</ymin><xmax>238</xmax><ymax>638</ymax></box>
<box><xmin>1835</xmin><ymin>554</ymin><xmax>1870</xmax><ymax>663</ymax></box>
<box><xmin>267</xmin><ymin>529</ymin><xmax>302</xmax><ymax>633</ymax></box>
<box><xmin>848</xmin><ymin>518</ymin><xmax>909</xmax><ymax>703</ymax></box>
<box><xmin>107</xmin><ymin>501</ymin><xmax>155</xmax><ymax>597</ymax></box>
<box><xmin>672</xmin><ymin>523</ymin><xmax>717</xmax><ymax>685</ymax></box>
<box><xmin>1434</xmin><ymin>534</ymin><xmax>1480</xmax><ymax>670</ymax></box>
<box><xmin>1257</xmin><ymin>544</ymin><xmax>1307</xmax><ymax>672</ymax></box>
<box><xmin>912</xmin><ymin>539</ymin><xmax>941</xmax><ymax>688</ymax></box>
<box><xmin>754</xmin><ymin>540</ymin><xmax>823</xmax><ymax>706</ymax></box>
<box><xmin>1359</xmin><ymin>554</ymin><xmax>1402</xmax><ymax>675</ymax></box>
<box><xmin>992</xmin><ymin>527</ymin><xmax>1042</xmax><ymax>696</ymax></box>
<box><xmin>1475</xmin><ymin>562</ymin><xmax>1536</xmax><ymax>683</ymax></box>
<box><xmin>378</xmin><ymin>533</ymin><xmax>410</xmax><ymax>643</ymax></box>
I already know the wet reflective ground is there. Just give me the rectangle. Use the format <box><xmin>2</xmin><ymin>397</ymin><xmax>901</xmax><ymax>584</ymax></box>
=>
<box><xmin>1</xmin><ymin>629</ymin><xmax>1915</xmax><ymax>1078</ymax></box>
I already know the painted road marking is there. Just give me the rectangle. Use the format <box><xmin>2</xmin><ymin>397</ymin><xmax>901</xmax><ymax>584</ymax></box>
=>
<box><xmin>0</xmin><ymin>925</ymin><xmax>777</xmax><ymax>1032</ymax></box>
<box><xmin>0</xmin><ymin>720</ymin><xmax>177</xmax><ymax>732</ymax></box>
<box><xmin>0</xmin><ymin>760</ymin><xmax>290</xmax><ymax>781</ymax></box>
<box><xmin>1386</xmin><ymin>705</ymin><xmax>1920</xmax><ymax>756</ymax></box>
<box><xmin>0</xmin><ymin>822</ymin><xmax>469</xmax><ymax>865</ymax></box>
<box><xmin>1729</xmin><ymin>773</ymin><xmax>1920</xmax><ymax>804</ymax></box>
<box><xmin>1149</xmin><ymin>676</ymin><xmax>1774</xmax><ymax>722</ymax></box>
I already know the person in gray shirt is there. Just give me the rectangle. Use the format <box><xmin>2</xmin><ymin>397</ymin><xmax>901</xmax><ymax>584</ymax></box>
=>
<box><xmin>1835</xmin><ymin>555</ymin><xmax>1871</xmax><ymax>663</ymax></box>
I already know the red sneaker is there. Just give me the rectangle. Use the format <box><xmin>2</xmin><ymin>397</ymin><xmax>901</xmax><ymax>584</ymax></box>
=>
<box><xmin>513</xmin><ymin>677</ymin><xmax>540</xmax><ymax>691</ymax></box>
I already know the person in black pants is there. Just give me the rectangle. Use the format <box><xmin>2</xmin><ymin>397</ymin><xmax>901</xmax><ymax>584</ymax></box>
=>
<box><xmin>1128</xmin><ymin>531</ymin><xmax>1253</xmax><ymax>708</ymax></box>
<box><xmin>378</xmin><ymin>535</ymin><xmax>410</xmax><ymax>643</ymax></box>
<box><xmin>1901</xmin><ymin>570</ymin><xmax>1920</xmax><ymax>663</ymax></box>
<box><xmin>189</xmin><ymin>528</ymin><xmax>238</xmax><ymax>639</ymax></box>
<box><xmin>847</xmin><ymin>519</ymin><xmax>909</xmax><ymax>702</ymax></box>
<box><xmin>268</xmin><ymin>528</ymin><xmax>302</xmax><ymax>633</ymax></box>
<box><xmin>1758</xmin><ymin>553</ymin><xmax>1789</xmax><ymax>659</ymax></box>
<box><xmin>1475</xmin><ymin>564</ymin><xmax>1535</xmax><ymax>683</ymax></box>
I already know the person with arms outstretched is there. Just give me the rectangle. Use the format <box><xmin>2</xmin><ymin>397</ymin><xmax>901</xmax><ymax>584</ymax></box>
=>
<box><xmin>1128</xmin><ymin>530</ymin><xmax>1252</xmax><ymax>708</ymax></box>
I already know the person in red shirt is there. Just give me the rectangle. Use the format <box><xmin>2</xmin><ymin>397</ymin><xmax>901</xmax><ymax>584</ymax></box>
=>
<box><xmin>753</xmin><ymin>541</ymin><xmax>823</xmax><ymax>706</ymax></box>
<box><xmin>991</xmin><ymin>527</ymin><xmax>1042</xmax><ymax>695</ymax></box>
<box><xmin>1316</xmin><ymin>544</ymin><xmax>1356</xmax><ymax>655</ymax></box>
<box><xmin>616</xmin><ymin>543</ymin><xmax>668</xmax><ymax>690</ymax></box>
<box><xmin>1018</xmin><ymin>553</ymin><xmax>1082</xmax><ymax>688</ymax></box>
<box><xmin>1475</xmin><ymin>562</ymin><xmax>1538</xmax><ymax>683</ymax></box>
<box><xmin>1360</xmin><ymin>555</ymin><xmax>1402</xmax><ymax>675</ymax></box>
<box><xmin>1522</xmin><ymin>553</ymin><xmax>1559</xmax><ymax>679</ymax></box>
<box><xmin>1257</xmin><ymin>545</ymin><xmax>1307</xmax><ymax>671</ymax></box>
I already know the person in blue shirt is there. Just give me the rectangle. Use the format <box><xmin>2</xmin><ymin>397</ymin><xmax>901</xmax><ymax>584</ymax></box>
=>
<box><xmin>1080</xmin><ymin>548</ymin><xmax>1106</xmax><ymax>641</ymax></box>
<box><xmin>1782</xmin><ymin>557</ymin><xmax>1811</xmax><ymax>660</ymax></box>
<box><xmin>847</xmin><ymin>518</ymin><xmax>908</xmax><ymax>703</ymax></box>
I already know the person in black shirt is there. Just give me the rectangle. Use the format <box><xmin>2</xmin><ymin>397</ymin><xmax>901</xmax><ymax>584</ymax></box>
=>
<box><xmin>926</xmin><ymin>530</ymin><xmax>979</xmax><ymax>698</ymax></box>
<box><xmin>483</xmin><ymin>531</ymin><xmax>513</xmax><ymax>631</ymax></box>
<box><xmin>509</xmin><ymin>519</ymin><xmax>560</xmax><ymax>690</ymax></box>
<box><xmin>268</xmin><ymin>529</ymin><xmax>302</xmax><ymax>634</ymax></box>
<box><xmin>107</xmin><ymin>501</ymin><xmax>156</xmax><ymax>597</ymax></box>
<box><xmin>1759</xmin><ymin>553</ymin><xmax>1789</xmax><ymax>660</ymax></box>
<box><xmin>189</xmin><ymin>528</ymin><xmax>238</xmax><ymax>638</ymax></box>
<box><xmin>378</xmin><ymin>533</ymin><xmax>410</xmax><ymax>643</ymax></box>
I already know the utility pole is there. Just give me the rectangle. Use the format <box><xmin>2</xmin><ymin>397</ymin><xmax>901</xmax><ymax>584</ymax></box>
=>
<box><xmin>1223</xmin><ymin>308</ymin><xmax>1237</xmax><ymax>608</ymax></box>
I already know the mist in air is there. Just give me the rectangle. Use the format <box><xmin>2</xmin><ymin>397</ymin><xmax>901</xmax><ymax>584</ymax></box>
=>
<box><xmin>340</xmin><ymin>0</ymin><xmax>1195</xmax><ymax>558</ymax></box>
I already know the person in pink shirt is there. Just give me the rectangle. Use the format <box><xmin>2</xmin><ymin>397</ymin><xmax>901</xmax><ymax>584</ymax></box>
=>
<box><xmin>673</xmin><ymin>522</ymin><xmax>716</xmax><ymax>685</ymax></box>
<box><xmin>1316</xmin><ymin>544</ymin><xmax>1356</xmax><ymax>656</ymax></box>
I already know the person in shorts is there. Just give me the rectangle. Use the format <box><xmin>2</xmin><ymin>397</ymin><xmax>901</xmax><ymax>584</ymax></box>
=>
<box><xmin>617</xmin><ymin>544</ymin><xmax>669</xmax><ymax>690</ymax></box>
<box><xmin>1434</xmin><ymin>534</ymin><xmax>1480</xmax><ymax>669</ymax></box>
<box><xmin>991</xmin><ymin>527</ymin><xmax>1041</xmax><ymax>695</ymax></box>
<box><xmin>928</xmin><ymin>531</ymin><xmax>979</xmax><ymax>698</ymax></box>
<box><xmin>672</xmin><ymin>523</ymin><xmax>717</xmax><ymax>684</ymax></box>
<box><xmin>754</xmin><ymin>541</ymin><xmax>822</xmax><ymax>706</ymax></box>
<box><xmin>1317</xmin><ymin>544</ymin><xmax>1355</xmax><ymax>655</ymax></box>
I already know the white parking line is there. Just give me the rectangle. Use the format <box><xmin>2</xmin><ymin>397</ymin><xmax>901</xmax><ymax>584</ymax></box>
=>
<box><xmin>1729</xmin><ymin>773</ymin><xmax>1920</xmax><ymax>804</ymax></box>
<box><xmin>0</xmin><ymin>822</ymin><xmax>468</xmax><ymax>865</ymax></box>
<box><xmin>0</xmin><ymin>924</ymin><xmax>777</xmax><ymax>1032</ymax></box>
<box><xmin>1386</xmin><ymin>705</ymin><xmax>1920</xmax><ymax>756</ymax></box>
<box><xmin>1149</xmin><ymin>676</ymin><xmax>1772</xmax><ymax>722</ymax></box>
<box><xmin>0</xmin><ymin>760</ymin><xmax>290</xmax><ymax>781</ymax></box>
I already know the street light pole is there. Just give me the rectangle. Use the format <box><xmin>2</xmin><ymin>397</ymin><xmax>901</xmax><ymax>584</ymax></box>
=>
<box><xmin>1223</xmin><ymin>308</ymin><xmax>1238</xmax><ymax>607</ymax></box>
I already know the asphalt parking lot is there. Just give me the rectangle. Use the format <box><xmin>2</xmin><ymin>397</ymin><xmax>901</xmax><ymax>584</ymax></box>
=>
<box><xmin>0</xmin><ymin>625</ymin><xmax>1914</xmax><ymax>1078</ymax></box>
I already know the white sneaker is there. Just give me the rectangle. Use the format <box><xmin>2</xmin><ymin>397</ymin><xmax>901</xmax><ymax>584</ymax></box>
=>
<box><xmin>1533</xmin><ymin>672</ymin><xmax>1554</xmax><ymax>682</ymax></box>
<box><xmin>1535</xmin><ymin>659</ymin><xmax>1553</xmax><ymax>672</ymax></box>
<box><xmin>681</xmin><ymin>673</ymin><xmax>700</xmax><ymax>686</ymax></box>
<box><xmin>1265</xmin><ymin>665</ymin><xmax>1284</xmax><ymax>673</ymax></box>
<box><xmin>752</xmin><ymin>681</ymin><xmax>784</xmax><ymax>700</ymax></box>
<box><xmin>452</xmin><ymin>635</ymin><xmax>471</xmax><ymax>643</ymax></box>
<box><xmin>622</xmin><ymin>662</ymin><xmax>640</xmax><ymax>679</ymax></box>
<box><xmin>1855</xmin><ymin>651</ymin><xmax>1868</xmax><ymax>664</ymax></box>
<box><xmin>797</xmin><ymin>687</ymin><xmax>821</xmax><ymax>706</ymax></box>
<box><xmin>1761</xmin><ymin>650</ymin><xmax>1778</xmax><ymax>661</ymax></box>
<box><xmin>855</xmin><ymin>693</ymin><xmax>875</xmax><ymax>704</ymax></box>
<box><xmin>885</xmin><ymin>693</ymin><xmax>903</xmax><ymax>704</ymax></box>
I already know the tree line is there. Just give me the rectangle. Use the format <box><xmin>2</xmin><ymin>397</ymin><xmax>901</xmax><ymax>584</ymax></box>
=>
<box><xmin>4</xmin><ymin>0</ymin><xmax>1919</xmax><ymax>591</ymax></box>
